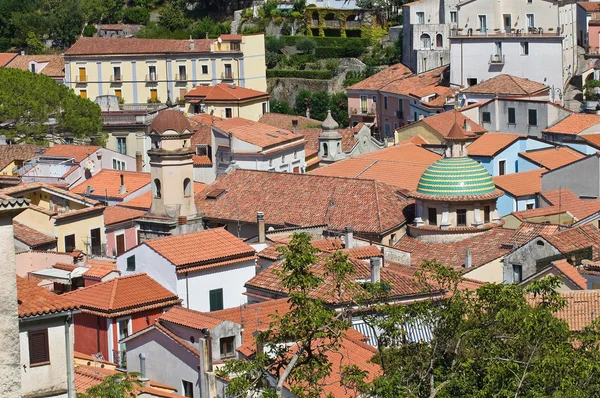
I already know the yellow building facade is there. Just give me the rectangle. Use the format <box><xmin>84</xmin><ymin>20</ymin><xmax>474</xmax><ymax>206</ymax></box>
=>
<box><xmin>63</xmin><ymin>34</ymin><xmax>267</xmax><ymax>104</ymax></box>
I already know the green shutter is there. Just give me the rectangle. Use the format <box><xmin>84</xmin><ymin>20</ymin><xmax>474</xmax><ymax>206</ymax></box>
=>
<box><xmin>209</xmin><ymin>289</ymin><xmax>223</xmax><ymax>312</ymax></box>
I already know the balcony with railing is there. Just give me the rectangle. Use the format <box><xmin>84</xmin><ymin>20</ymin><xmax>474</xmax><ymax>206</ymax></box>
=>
<box><xmin>450</xmin><ymin>26</ymin><xmax>560</xmax><ymax>38</ymax></box>
<box><xmin>345</xmin><ymin>21</ymin><xmax>361</xmax><ymax>28</ymax></box>
<box><xmin>146</xmin><ymin>74</ymin><xmax>158</xmax><ymax>82</ymax></box>
<box><xmin>323</xmin><ymin>20</ymin><xmax>341</xmax><ymax>28</ymax></box>
<box><xmin>489</xmin><ymin>54</ymin><xmax>505</xmax><ymax>65</ymax></box>
<box><xmin>176</xmin><ymin>74</ymin><xmax>187</xmax><ymax>81</ymax></box>
<box><xmin>110</xmin><ymin>75</ymin><xmax>122</xmax><ymax>83</ymax></box>
<box><xmin>102</xmin><ymin>111</ymin><xmax>160</xmax><ymax>126</ymax></box>
<box><xmin>221</xmin><ymin>72</ymin><xmax>234</xmax><ymax>80</ymax></box>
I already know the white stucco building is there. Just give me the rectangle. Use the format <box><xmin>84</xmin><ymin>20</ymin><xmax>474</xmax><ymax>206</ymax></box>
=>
<box><xmin>448</xmin><ymin>0</ymin><xmax>581</xmax><ymax>92</ymax></box>
<box><xmin>116</xmin><ymin>228</ymin><xmax>257</xmax><ymax>312</ymax></box>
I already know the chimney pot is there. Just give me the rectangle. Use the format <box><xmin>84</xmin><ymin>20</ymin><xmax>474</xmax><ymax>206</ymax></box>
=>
<box><xmin>370</xmin><ymin>256</ymin><xmax>381</xmax><ymax>283</ymax></box>
<box><xmin>135</xmin><ymin>151</ymin><xmax>143</xmax><ymax>172</ymax></box>
<box><xmin>257</xmin><ymin>212</ymin><xmax>265</xmax><ymax>243</ymax></box>
<box><xmin>464</xmin><ymin>248</ymin><xmax>472</xmax><ymax>269</ymax></box>
<box><xmin>344</xmin><ymin>226</ymin><xmax>354</xmax><ymax>249</ymax></box>
<box><xmin>138</xmin><ymin>353</ymin><xmax>149</xmax><ymax>385</ymax></box>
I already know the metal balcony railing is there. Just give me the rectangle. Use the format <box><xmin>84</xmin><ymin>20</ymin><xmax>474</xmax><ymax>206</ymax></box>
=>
<box><xmin>221</xmin><ymin>72</ymin><xmax>233</xmax><ymax>80</ymax></box>
<box><xmin>146</xmin><ymin>74</ymin><xmax>158</xmax><ymax>82</ymax></box>
<box><xmin>110</xmin><ymin>75</ymin><xmax>122</xmax><ymax>82</ymax></box>
<box><xmin>176</xmin><ymin>74</ymin><xmax>187</xmax><ymax>81</ymax></box>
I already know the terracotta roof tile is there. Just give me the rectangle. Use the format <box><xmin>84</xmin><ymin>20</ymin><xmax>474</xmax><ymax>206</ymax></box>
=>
<box><xmin>63</xmin><ymin>273</ymin><xmax>180</xmax><ymax>317</ymax></box>
<box><xmin>81</xmin><ymin>259</ymin><xmax>119</xmax><ymax>280</ymax></box>
<box><xmin>382</xmin><ymin>66</ymin><xmax>456</xmax><ymax>109</ymax></box>
<box><xmin>65</xmin><ymin>37</ymin><xmax>213</xmax><ymax>56</ymax></box>
<box><xmin>0</xmin><ymin>181</ymin><xmax>100</xmax><ymax>205</ymax></box>
<box><xmin>258</xmin><ymin>113</ymin><xmax>322</xmax><ymax>130</ymax></box>
<box><xmin>581</xmin><ymin>133</ymin><xmax>600</xmax><ymax>147</ymax></box>
<box><xmin>540</xmin><ymin>188</ymin><xmax>600</xmax><ymax>220</ymax></box>
<box><xmin>145</xmin><ymin>228</ymin><xmax>255</xmax><ymax>268</ymax></box>
<box><xmin>193</xmin><ymin>155</ymin><xmax>212</xmax><ymax>166</ymax></box>
<box><xmin>543</xmin><ymin>113</ymin><xmax>600</xmax><ymax>135</ymax></box>
<box><xmin>550</xmin><ymin>259</ymin><xmax>588</xmax><ymax>289</ymax></box>
<box><xmin>6</xmin><ymin>54</ymin><xmax>65</xmax><ymax>78</ymax></box>
<box><xmin>509</xmin><ymin>222</ymin><xmax>560</xmax><ymax>246</ymax></box>
<box><xmin>519</xmin><ymin>146</ymin><xmax>586</xmax><ymax>170</ymax></box>
<box><xmin>195</xmin><ymin>169</ymin><xmax>410</xmax><ymax>235</ymax></box>
<box><xmin>310</xmin><ymin>143</ymin><xmax>441</xmax><ymax>191</ymax></box>
<box><xmin>117</xmin><ymin>191</ymin><xmax>152</xmax><ymax>210</ymax></box>
<box><xmin>422</xmin><ymin>110</ymin><xmax>485</xmax><ymax>136</ymax></box>
<box><xmin>103</xmin><ymin>206</ymin><xmax>146</xmax><ymax>226</ymax></box>
<box><xmin>493</xmin><ymin>169</ymin><xmax>543</xmax><ymax>197</ymax></box>
<box><xmin>467</xmin><ymin>133</ymin><xmax>525</xmax><ymax>157</ymax></box>
<box><xmin>511</xmin><ymin>205</ymin><xmax>570</xmax><ymax>220</ymax></box>
<box><xmin>527</xmin><ymin>290</ymin><xmax>600</xmax><ymax>331</ymax></box>
<box><xmin>579</xmin><ymin>2</ymin><xmax>600</xmax><ymax>12</ymax></box>
<box><xmin>340</xmin><ymin>245</ymin><xmax>382</xmax><ymax>259</ymax></box>
<box><xmin>347</xmin><ymin>63</ymin><xmax>413</xmax><ymax>91</ymax></box>
<box><xmin>186</xmin><ymin>83</ymin><xmax>268</xmax><ymax>101</ymax></box>
<box><xmin>219</xmin><ymin>34</ymin><xmax>243</xmax><ymax>41</ymax></box>
<box><xmin>43</xmin><ymin>145</ymin><xmax>100</xmax><ymax>162</ymax></box>
<box><xmin>544</xmin><ymin>224</ymin><xmax>600</xmax><ymax>254</ymax></box>
<box><xmin>17</xmin><ymin>276</ymin><xmax>77</xmax><ymax>318</ymax></box>
<box><xmin>0</xmin><ymin>144</ymin><xmax>44</xmax><ymax>170</ymax></box>
<box><xmin>72</xmin><ymin>170</ymin><xmax>150</xmax><ymax>199</ymax></box>
<box><xmin>0</xmin><ymin>52</ymin><xmax>17</xmax><ymax>66</ymax></box>
<box><xmin>151</xmin><ymin>110</ymin><xmax>191</xmax><ymax>135</ymax></box>
<box><xmin>462</xmin><ymin>75</ymin><xmax>548</xmax><ymax>96</ymax></box>
<box><xmin>394</xmin><ymin>227</ymin><xmax>517</xmax><ymax>271</ymax></box>
<box><xmin>159</xmin><ymin>306</ymin><xmax>224</xmax><ymax>330</ymax></box>
<box><xmin>191</xmin><ymin>115</ymin><xmax>304</xmax><ymax>150</ymax></box>
<box><xmin>13</xmin><ymin>221</ymin><xmax>56</xmax><ymax>247</ymax></box>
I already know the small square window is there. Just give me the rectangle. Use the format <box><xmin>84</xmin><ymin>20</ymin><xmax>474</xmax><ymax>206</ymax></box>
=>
<box><xmin>467</xmin><ymin>78</ymin><xmax>478</xmax><ymax>87</ymax></box>
<box><xmin>528</xmin><ymin>109</ymin><xmax>538</xmax><ymax>126</ymax></box>
<box><xmin>526</xmin><ymin>203</ymin><xmax>534</xmax><ymax>210</ymax></box>
<box><xmin>508</xmin><ymin>107</ymin><xmax>516</xmax><ymax>124</ymax></box>
<box><xmin>513</xmin><ymin>264</ymin><xmax>523</xmax><ymax>283</ymax></box>
<box><xmin>201</xmin><ymin>65</ymin><xmax>209</xmax><ymax>74</ymax></box>
<box><xmin>521</xmin><ymin>42</ymin><xmax>529</xmax><ymax>55</ymax></box>
<box><xmin>481</xmin><ymin>112</ymin><xmax>491</xmax><ymax>123</ymax></box>
<box><xmin>28</xmin><ymin>329</ymin><xmax>50</xmax><ymax>366</ymax></box>
<box><xmin>225</xmin><ymin>108</ymin><xmax>233</xmax><ymax>118</ymax></box>
<box><xmin>499</xmin><ymin>160</ymin><xmax>506</xmax><ymax>176</ymax></box>
<box><xmin>457</xmin><ymin>209</ymin><xmax>467</xmax><ymax>226</ymax></box>
<box><xmin>182</xmin><ymin>380</ymin><xmax>194</xmax><ymax>398</ymax></box>
<box><xmin>416</xmin><ymin>12</ymin><xmax>425</xmax><ymax>24</ymax></box>
<box><xmin>126</xmin><ymin>255</ymin><xmax>136</xmax><ymax>271</ymax></box>
<box><xmin>220</xmin><ymin>336</ymin><xmax>235</xmax><ymax>358</ymax></box>
<box><xmin>450</xmin><ymin>11</ymin><xmax>457</xmax><ymax>23</ymax></box>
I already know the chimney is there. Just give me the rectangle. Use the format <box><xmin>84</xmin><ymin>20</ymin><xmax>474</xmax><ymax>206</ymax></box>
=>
<box><xmin>138</xmin><ymin>353</ymin><xmax>150</xmax><ymax>386</ymax></box>
<box><xmin>306</xmin><ymin>107</ymin><xmax>310</xmax><ymax>119</ymax></box>
<box><xmin>0</xmin><ymin>135</ymin><xmax>6</xmax><ymax>146</ymax></box>
<box><xmin>463</xmin><ymin>119</ymin><xmax>472</xmax><ymax>132</ymax></box>
<box><xmin>344</xmin><ymin>226</ymin><xmax>354</xmax><ymax>249</ymax></box>
<box><xmin>198</xmin><ymin>330</ymin><xmax>215</xmax><ymax>398</ymax></box>
<box><xmin>370</xmin><ymin>256</ymin><xmax>382</xmax><ymax>283</ymax></box>
<box><xmin>464</xmin><ymin>248</ymin><xmax>472</xmax><ymax>269</ymax></box>
<box><xmin>189</xmin><ymin>37</ymin><xmax>195</xmax><ymax>50</ymax></box>
<box><xmin>291</xmin><ymin>119</ymin><xmax>298</xmax><ymax>134</ymax></box>
<box><xmin>135</xmin><ymin>151</ymin><xmax>143</xmax><ymax>172</ymax></box>
<box><xmin>0</xmin><ymin>198</ymin><xmax>29</xmax><ymax>397</ymax></box>
<box><xmin>119</xmin><ymin>174</ymin><xmax>126</xmax><ymax>195</ymax></box>
<box><xmin>257</xmin><ymin>212</ymin><xmax>265</xmax><ymax>243</ymax></box>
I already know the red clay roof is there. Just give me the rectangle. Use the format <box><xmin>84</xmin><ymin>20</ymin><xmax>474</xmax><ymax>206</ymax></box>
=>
<box><xmin>191</xmin><ymin>114</ymin><xmax>304</xmax><ymax>150</ymax></box>
<box><xmin>0</xmin><ymin>181</ymin><xmax>100</xmax><ymax>206</ymax></box>
<box><xmin>117</xmin><ymin>182</ymin><xmax>205</xmax><ymax>211</ymax></box>
<box><xmin>81</xmin><ymin>259</ymin><xmax>119</xmax><ymax>280</ymax></box>
<box><xmin>527</xmin><ymin>290</ymin><xmax>600</xmax><ymax>331</ymax></box>
<box><xmin>159</xmin><ymin>306</ymin><xmax>224</xmax><ymax>330</ymax></box>
<box><xmin>63</xmin><ymin>273</ymin><xmax>181</xmax><ymax>317</ymax></box>
<box><xmin>195</xmin><ymin>169</ymin><xmax>411</xmax><ymax>235</ymax></box>
<box><xmin>0</xmin><ymin>52</ymin><xmax>17</xmax><ymax>66</ymax></box>
<box><xmin>103</xmin><ymin>206</ymin><xmax>147</xmax><ymax>226</ymax></box>
<box><xmin>258</xmin><ymin>113</ymin><xmax>322</xmax><ymax>130</ymax></box>
<box><xmin>17</xmin><ymin>276</ymin><xmax>77</xmax><ymax>318</ymax></box>
<box><xmin>382</xmin><ymin>66</ymin><xmax>456</xmax><ymax>108</ymax></box>
<box><xmin>43</xmin><ymin>145</ymin><xmax>100</xmax><ymax>162</ymax></box>
<box><xmin>151</xmin><ymin>110</ymin><xmax>191</xmax><ymax>135</ymax></box>
<box><xmin>145</xmin><ymin>228</ymin><xmax>255</xmax><ymax>268</ymax></box>
<box><xmin>467</xmin><ymin>133</ymin><xmax>525</xmax><ymax>157</ymax></box>
<box><xmin>579</xmin><ymin>2</ymin><xmax>600</xmax><ymax>12</ymax></box>
<box><xmin>540</xmin><ymin>188</ymin><xmax>600</xmax><ymax>220</ymax></box>
<box><xmin>511</xmin><ymin>206</ymin><xmax>570</xmax><ymax>221</ymax></box>
<box><xmin>543</xmin><ymin>114</ymin><xmax>600</xmax><ymax>135</ymax></box>
<box><xmin>550</xmin><ymin>259</ymin><xmax>588</xmax><ymax>289</ymax></box>
<box><xmin>347</xmin><ymin>63</ymin><xmax>413</xmax><ymax>91</ymax></box>
<box><xmin>186</xmin><ymin>83</ymin><xmax>268</xmax><ymax>102</ymax></box>
<box><xmin>65</xmin><ymin>37</ymin><xmax>213</xmax><ymax>56</ymax></box>
<box><xmin>72</xmin><ymin>170</ymin><xmax>150</xmax><ymax>199</ymax></box>
<box><xmin>493</xmin><ymin>169</ymin><xmax>543</xmax><ymax>197</ymax></box>
<box><xmin>6</xmin><ymin>54</ymin><xmax>65</xmax><ymax>78</ymax></box>
<box><xmin>0</xmin><ymin>144</ymin><xmax>44</xmax><ymax>170</ymax></box>
<box><xmin>519</xmin><ymin>147</ymin><xmax>586</xmax><ymax>170</ymax></box>
<box><xmin>13</xmin><ymin>221</ymin><xmax>56</xmax><ymax>248</ymax></box>
<box><xmin>421</xmin><ymin>110</ymin><xmax>485</xmax><ymax>137</ymax></box>
<box><xmin>310</xmin><ymin>143</ymin><xmax>441</xmax><ymax>191</ymax></box>
<box><xmin>581</xmin><ymin>133</ymin><xmax>600</xmax><ymax>147</ymax></box>
<box><xmin>544</xmin><ymin>224</ymin><xmax>600</xmax><ymax>254</ymax></box>
<box><xmin>462</xmin><ymin>75</ymin><xmax>548</xmax><ymax>96</ymax></box>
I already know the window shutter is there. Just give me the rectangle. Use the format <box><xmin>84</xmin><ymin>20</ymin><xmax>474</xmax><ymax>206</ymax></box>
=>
<box><xmin>28</xmin><ymin>329</ymin><xmax>49</xmax><ymax>365</ymax></box>
<box><xmin>209</xmin><ymin>289</ymin><xmax>223</xmax><ymax>312</ymax></box>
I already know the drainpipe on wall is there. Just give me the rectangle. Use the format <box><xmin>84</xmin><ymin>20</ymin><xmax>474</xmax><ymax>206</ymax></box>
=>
<box><xmin>65</xmin><ymin>313</ymin><xmax>74</xmax><ymax>398</ymax></box>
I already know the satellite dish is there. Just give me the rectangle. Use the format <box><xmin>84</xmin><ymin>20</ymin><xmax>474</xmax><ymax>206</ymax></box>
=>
<box><xmin>217</xmin><ymin>37</ymin><xmax>222</xmax><ymax>43</ymax></box>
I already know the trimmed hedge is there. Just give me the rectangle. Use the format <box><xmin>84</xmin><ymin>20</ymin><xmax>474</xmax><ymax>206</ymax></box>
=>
<box><xmin>266</xmin><ymin>69</ymin><xmax>334</xmax><ymax>79</ymax></box>
<box><xmin>281</xmin><ymin>35</ymin><xmax>369</xmax><ymax>48</ymax></box>
<box><xmin>315</xmin><ymin>45</ymin><xmax>365</xmax><ymax>58</ymax></box>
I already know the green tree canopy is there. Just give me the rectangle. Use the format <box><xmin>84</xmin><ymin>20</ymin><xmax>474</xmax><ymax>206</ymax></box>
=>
<box><xmin>0</xmin><ymin>68</ymin><xmax>101</xmax><ymax>143</ymax></box>
<box><xmin>77</xmin><ymin>372</ymin><xmax>142</xmax><ymax>398</ymax></box>
<box><xmin>349</xmin><ymin>260</ymin><xmax>600</xmax><ymax>397</ymax></box>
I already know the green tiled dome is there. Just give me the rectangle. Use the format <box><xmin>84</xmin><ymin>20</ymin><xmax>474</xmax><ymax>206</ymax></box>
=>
<box><xmin>416</xmin><ymin>157</ymin><xmax>496</xmax><ymax>197</ymax></box>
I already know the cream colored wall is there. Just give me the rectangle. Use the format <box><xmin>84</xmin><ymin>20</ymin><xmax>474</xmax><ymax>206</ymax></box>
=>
<box><xmin>67</xmin><ymin>34</ymin><xmax>267</xmax><ymax>103</ymax></box>
<box><xmin>395</xmin><ymin>123</ymin><xmax>444</xmax><ymax>144</ymax></box>
<box><xmin>14</xmin><ymin>209</ymin><xmax>55</xmax><ymax>236</ymax></box>
<box><xmin>197</xmin><ymin>100</ymin><xmax>267</xmax><ymax>121</ymax></box>
<box><xmin>0</xmin><ymin>161</ymin><xmax>17</xmax><ymax>175</ymax></box>
<box><xmin>463</xmin><ymin>257</ymin><xmax>504</xmax><ymax>283</ymax></box>
<box><xmin>55</xmin><ymin>213</ymin><xmax>105</xmax><ymax>252</ymax></box>
<box><xmin>421</xmin><ymin>200</ymin><xmax>497</xmax><ymax>227</ymax></box>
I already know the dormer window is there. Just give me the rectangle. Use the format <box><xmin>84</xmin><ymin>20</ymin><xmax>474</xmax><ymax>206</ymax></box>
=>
<box><xmin>29</xmin><ymin>62</ymin><xmax>36</xmax><ymax>73</ymax></box>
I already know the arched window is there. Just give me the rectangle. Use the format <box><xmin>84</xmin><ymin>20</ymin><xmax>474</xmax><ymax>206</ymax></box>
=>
<box><xmin>154</xmin><ymin>178</ymin><xmax>161</xmax><ymax>199</ymax></box>
<box><xmin>323</xmin><ymin>143</ymin><xmax>329</xmax><ymax>157</ymax></box>
<box><xmin>183</xmin><ymin>178</ymin><xmax>191</xmax><ymax>197</ymax></box>
<box><xmin>436</xmin><ymin>33</ymin><xmax>443</xmax><ymax>48</ymax></box>
<box><xmin>420</xmin><ymin>33</ymin><xmax>431</xmax><ymax>49</ymax></box>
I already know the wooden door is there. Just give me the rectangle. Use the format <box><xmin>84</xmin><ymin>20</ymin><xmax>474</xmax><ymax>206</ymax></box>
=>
<box><xmin>116</xmin><ymin>234</ymin><xmax>125</xmax><ymax>256</ymax></box>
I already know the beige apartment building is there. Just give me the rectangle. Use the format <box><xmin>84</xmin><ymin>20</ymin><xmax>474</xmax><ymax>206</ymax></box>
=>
<box><xmin>63</xmin><ymin>34</ymin><xmax>267</xmax><ymax>104</ymax></box>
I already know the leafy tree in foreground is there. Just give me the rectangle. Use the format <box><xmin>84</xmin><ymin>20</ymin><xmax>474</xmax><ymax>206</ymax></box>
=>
<box><xmin>0</xmin><ymin>68</ymin><xmax>101</xmax><ymax>143</ymax></box>
<box><xmin>219</xmin><ymin>233</ymin><xmax>356</xmax><ymax>398</ymax></box>
<box><xmin>77</xmin><ymin>372</ymin><xmax>142</xmax><ymax>398</ymax></box>
<box><xmin>348</xmin><ymin>260</ymin><xmax>600</xmax><ymax>398</ymax></box>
